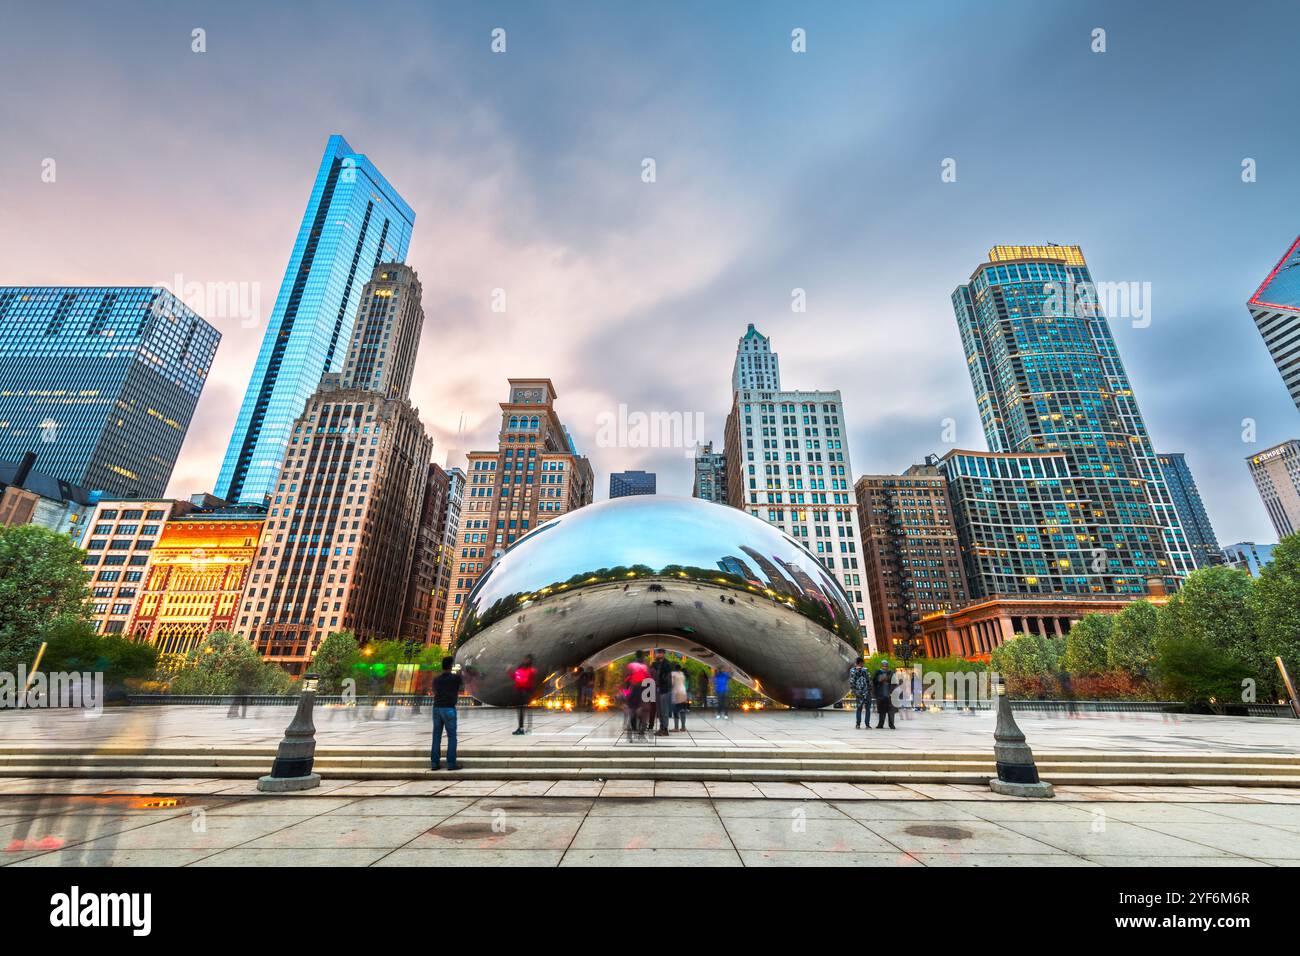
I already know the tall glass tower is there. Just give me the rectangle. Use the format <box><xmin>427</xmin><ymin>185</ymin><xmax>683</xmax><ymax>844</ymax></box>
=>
<box><xmin>1157</xmin><ymin>452</ymin><xmax>1220</xmax><ymax>569</ymax></box>
<box><xmin>949</xmin><ymin>244</ymin><xmax>1193</xmax><ymax>591</ymax></box>
<box><xmin>0</xmin><ymin>286</ymin><xmax>219</xmax><ymax>498</ymax></box>
<box><xmin>215</xmin><ymin>135</ymin><xmax>414</xmax><ymax>505</ymax></box>
<box><xmin>1247</xmin><ymin>235</ymin><xmax>1300</xmax><ymax>413</ymax></box>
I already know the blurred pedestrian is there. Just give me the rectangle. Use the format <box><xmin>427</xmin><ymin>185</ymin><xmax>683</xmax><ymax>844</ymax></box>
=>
<box><xmin>653</xmin><ymin>649</ymin><xmax>673</xmax><ymax>736</ymax></box>
<box><xmin>713</xmin><ymin>668</ymin><xmax>731</xmax><ymax>719</ymax></box>
<box><xmin>671</xmin><ymin>663</ymin><xmax>688</xmax><ymax>732</ymax></box>
<box><xmin>624</xmin><ymin>651</ymin><xmax>651</xmax><ymax>738</ymax></box>
<box><xmin>874</xmin><ymin>658</ymin><xmax>897</xmax><ymax>730</ymax></box>
<box><xmin>511</xmin><ymin>655</ymin><xmax>538</xmax><ymax>736</ymax></box>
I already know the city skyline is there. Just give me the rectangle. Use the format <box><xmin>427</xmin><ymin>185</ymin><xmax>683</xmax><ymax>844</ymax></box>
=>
<box><xmin>4</xmin><ymin>2</ymin><xmax>1300</xmax><ymax>545</ymax></box>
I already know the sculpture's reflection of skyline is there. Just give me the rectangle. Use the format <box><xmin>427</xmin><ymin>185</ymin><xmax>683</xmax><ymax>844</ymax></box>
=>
<box><xmin>455</xmin><ymin>497</ymin><xmax>861</xmax><ymax>708</ymax></box>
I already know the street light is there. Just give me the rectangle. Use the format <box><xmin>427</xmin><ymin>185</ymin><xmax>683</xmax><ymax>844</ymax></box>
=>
<box><xmin>989</xmin><ymin>675</ymin><xmax>1054</xmax><ymax>798</ymax></box>
<box><xmin>257</xmin><ymin>672</ymin><xmax>321</xmax><ymax>792</ymax></box>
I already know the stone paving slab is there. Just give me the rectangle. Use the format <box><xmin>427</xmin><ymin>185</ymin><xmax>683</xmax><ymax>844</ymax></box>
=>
<box><xmin>3</xmin><ymin>787</ymin><xmax>1299</xmax><ymax>866</ymax></box>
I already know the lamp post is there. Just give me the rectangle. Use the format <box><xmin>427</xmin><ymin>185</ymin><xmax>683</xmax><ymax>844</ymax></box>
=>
<box><xmin>258</xmin><ymin>672</ymin><xmax>321</xmax><ymax>792</ymax></box>
<box><xmin>989</xmin><ymin>675</ymin><xmax>1054</xmax><ymax>798</ymax></box>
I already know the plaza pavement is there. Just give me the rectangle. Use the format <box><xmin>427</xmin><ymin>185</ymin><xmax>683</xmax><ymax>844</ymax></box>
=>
<box><xmin>3</xmin><ymin>703</ymin><xmax>1298</xmax><ymax>754</ymax></box>
<box><xmin>3</xmin><ymin>779</ymin><xmax>1300</xmax><ymax>867</ymax></box>
<box><xmin>3</xmin><ymin>706</ymin><xmax>1297</xmax><ymax>865</ymax></box>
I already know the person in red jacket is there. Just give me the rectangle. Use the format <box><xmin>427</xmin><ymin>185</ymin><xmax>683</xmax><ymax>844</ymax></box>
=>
<box><xmin>511</xmin><ymin>655</ymin><xmax>539</xmax><ymax>736</ymax></box>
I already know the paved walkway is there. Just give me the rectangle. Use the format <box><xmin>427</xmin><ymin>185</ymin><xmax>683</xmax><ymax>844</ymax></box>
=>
<box><xmin>3</xmin><ymin>781</ymin><xmax>1300</xmax><ymax>866</ymax></box>
<box><xmin>5</xmin><ymin>705</ymin><xmax>1298</xmax><ymax>753</ymax></box>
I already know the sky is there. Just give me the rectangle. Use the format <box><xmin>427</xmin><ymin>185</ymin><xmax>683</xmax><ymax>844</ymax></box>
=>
<box><xmin>2</xmin><ymin>0</ymin><xmax>1298</xmax><ymax>545</ymax></box>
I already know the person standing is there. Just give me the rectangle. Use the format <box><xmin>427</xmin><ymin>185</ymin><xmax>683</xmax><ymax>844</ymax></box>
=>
<box><xmin>653</xmin><ymin>649</ymin><xmax>674</xmax><ymax>737</ymax></box>
<box><xmin>696</xmin><ymin>670</ymin><xmax>710</xmax><ymax>709</ymax></box>
<box><xmin>874</xmin><ymin>659</ymin><xmax>897</xmax><ymax>730</ymax></box>
<box><xmin>511</xmin><ymin>655</ymin><xmax>538</xmax><ymax>736</ymax></box>
<box><xmin>713</xmin><ymin>668</ymin><xmax>731</xmax><ymax>719</ymax></box>
<box><xmin>671</xmin><ymin>664</ymin><xmax>688</xmax><ymax>732</ymax></box>
<box><xmin>430</xmin><ymin>657</ymin><xmax>462</xmax><ymax>771</ymax></box>
<box><xmin>848</xmin><ymin>657</ymin><xmax>872</xmax><ymax>729</ymax></box>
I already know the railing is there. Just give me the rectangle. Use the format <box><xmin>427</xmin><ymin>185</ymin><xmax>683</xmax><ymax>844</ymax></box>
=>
<box><xmin>126</xmin><ymin>694</ymin><xmax>485</xmax><ymax>707</ymax></box>
<box><xmin>120</xmin><ymin>694</ymin><xmax>1297</xmax><ymax>717</ymax></box>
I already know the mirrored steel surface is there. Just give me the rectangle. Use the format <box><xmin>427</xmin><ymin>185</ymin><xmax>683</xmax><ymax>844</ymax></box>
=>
<box><xmin>453</xmin><ymin>496</ymin><xmax>861</xmax><ymax>708</ymax></box>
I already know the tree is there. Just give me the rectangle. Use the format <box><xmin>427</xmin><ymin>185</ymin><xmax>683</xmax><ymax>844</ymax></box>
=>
<box><xmin>39</xmin><ymin>616</ymin><xmax>158</xmax><ymax>688</ymax></box>
<box><xmin>0</xmin><ymin>524</ymin><xmax>91</xmax><ymax>673</ymax></box>
<box><xmin>1107</xmin><ymin>600</ymin><xmax>1158</xmax><ymax>677</ymax></box>
<box><xmin>1061</xmin><ymin>613</ymin><xmax>1112</xmax><ymax>674</ymax></box>
<box><xmin>1247</xmin><ymin>533</ymin><xmax>1300</xmax><ymax>700</ymax></box>
<box><xmin>990</xmin><ymin>632</ymin><xmax>1061</xmax><ymax>681</ymax></box>
<box><xmin>169</xmin><ymin>631</ymin><xmax>293</xmax><ymax>696</ymax></box>
<box><xmin>310</xmin><ymin>630</ymin><xmax>359</xmax><ymax>693</ymax></box>
<box><xmin>1153</xmin><ymin>566</ymin><xmax>1257</xmax><ymax>709</ymax></box>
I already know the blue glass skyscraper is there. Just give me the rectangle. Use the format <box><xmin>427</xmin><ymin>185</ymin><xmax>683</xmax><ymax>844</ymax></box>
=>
<box><xmin>215</xmin><ymin>135</ymin><xmax>414</xmax><ymax>505</ymax></box>
<box><xmin>1157</xmin><ymin>452</ymin><xmax>1221</xmax><ymax>569</ymax></box>
<box><xmin>945</xmin><ymin>245</ymin><xmax>1193</xmax><ymax>598</ymax></box>
<box><xmin>0</xmin><ymin>287</ymin><xmax>219</xmax><ymax>498</ymax></box>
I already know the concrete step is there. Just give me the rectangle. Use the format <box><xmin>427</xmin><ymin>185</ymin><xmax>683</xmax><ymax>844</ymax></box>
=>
<box><xmin>3</xmin><ymin>744</ymin><xmax>1295</xmax><ymax>764</ymax></box>
<box><xmin>4</xmin><ymin>764</ymin><xmax>1300</xmax><ymax>788</ymax></box>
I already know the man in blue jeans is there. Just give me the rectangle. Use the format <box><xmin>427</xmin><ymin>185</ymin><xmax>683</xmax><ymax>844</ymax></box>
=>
<box><xmin>431</xmin><ymin>657</ymin><xmax>462</xmax><ymax>771</ymax></box>
<box><xmin>848</xmin><ymin>657</ymin><xmax>872</xmax><ymax>729</ymax></box>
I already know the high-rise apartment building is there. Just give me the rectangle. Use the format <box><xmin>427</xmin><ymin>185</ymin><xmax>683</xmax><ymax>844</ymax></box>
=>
<box><xmin>855</xmin><ymin>461</ymin><xmax>968</xmax><ymax>657</ymax></box>
<box><xmin>401</xmin><ymin>463</ymin><xmax>466</xmax><ymax>645</ymax></box>
<box><xmin>947</xmin><ymin>244</ymin><xmax>1188</xmax><ymax>597</ymax></box>
<box><xmin>430</xmin><ymin>466</ymin><xmax>465</xmax><ymax>642</ymax></box>
<box><xmin>128</xmin><ymin>507</ymin><xmax>266</xmax><ymax>654</ymax></box>
<box><xmin>1157</xmin><ymin>452</ymin><xmax>1221</xmax><ymax>568</ymax></box>
<box><xmin>1246</xmin><ymin>439</ymin><xmax>1300</xmax><ymax>538</ymax></box>
<box><xmin>236</xmin><ymin>265</ymin><xmax>432</xmax><ymax>671</ymax></box>
<box><xmin>1222</xmin><ymin>541</ymin><xmax>1276</xmax><ymax>577</ymax></box>
<box><xmin>722</xmin><ymin>326</ymin><xmax>872</xmax><ymax>648</ymax></box>
<box><xmin>216</xmin><ymin>135</ymin><xmax>414</xmax><ymax>506</ymax></box>
<box><xmin>692</xmin><ymin>441</ymin><xmax>727</xmax><ymax>503</ymax></box>
<box><xmin>609</xmin><ymin>470</ymin><xmax>656</xmax><ymax>498</ymax></box>
<box><xmin>440</xmin><ymin>379</ymin><xmax>594</xmax><ymax>646</ymax></box>
<box><xmin>0</xmin><ymin>286</ymin><xmax>219</xmax><ymax>498</ymax></box>
<box><xmin>1247</xmin><ymin>236</ymin><xmax>1300</xmax><ymax>414</ymax></box>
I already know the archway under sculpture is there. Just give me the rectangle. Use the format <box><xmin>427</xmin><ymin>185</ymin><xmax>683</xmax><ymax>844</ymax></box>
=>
<box><xmin>453</xmin><ymin>496</ymin><xmax>862</xmax><ymax>709</ymax></box>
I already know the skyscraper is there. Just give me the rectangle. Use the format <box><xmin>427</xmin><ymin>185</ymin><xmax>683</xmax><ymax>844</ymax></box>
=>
<box><xmin>732</xmin><ymin>323</ymin><xmax>781</xmax><ymax>391</ymax></box>
<box><xmin>1247</xmin><ymin>235</ymin><xmax>1300</xmax><ymax>414</ymax></box>
<box><xmin>1246</xmin><ymin>439</ymin><xmax>1300</xmax><ymax>539</ymax></box>
<box><xmin>236</xmin><ymin>265</ymin><xmax>432</xmax><ymax>670</ymax></box>
<box><xmin>722</xmin><ymin>326</ymin><xmax>872</xmax><ymax>648</ymax></box>
<box><xmin>440</xmin><ymin>379</ymin><xmax>594</xmax><ymax>646</ymax></box>
<box><xmin>609</xmin><ymin>470</ymin><xmax>656</xmax><ymax>498</ymax></box>
<box><xmin>1157</xmin><ymin>452</ymin><xmax>1221</xmax><ymax>568</ymax></box>
<box><xmin>855</xmin><ymin>461</ymin><xmax>968</xmax><ymax>657</ymax></box>
<box><xmin>430</xmin><ymin>465</ymin><xmax>465</xmax><ymax>641</ymax></box>
<box><xmin>216</xmin><ymin>135</ymin><xmax>414</xmax><ymax>506</ymax></box>
<box><xmin>401</xmin><ymin>462</ymin><xmax>465</xmax><ymax>645</ymax></box>
<box><xmin>948</xmin><ymin>245</ymin><xmax>1189</xmax><ymax>596</ymax></box>
<box><xmin>0</xmin><ymin>286</ymin><xmax>219</xmax><ymax>497</ymax></box>
<box><xmin>692</xmin><ymin>441</ymin><xmax>727</xmax><ymax>503</ymax></box>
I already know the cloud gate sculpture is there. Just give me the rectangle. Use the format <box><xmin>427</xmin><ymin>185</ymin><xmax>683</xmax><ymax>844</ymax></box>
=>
<box><xmin>453</xmin><ymin>496</ymin><xmax>861</xmax><ymax>709</ymax></box>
